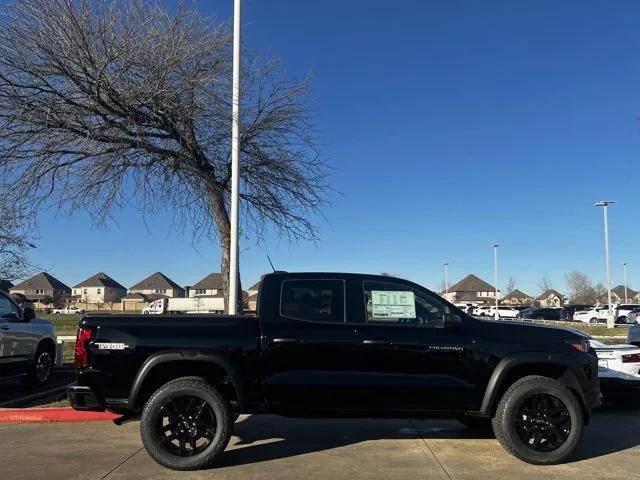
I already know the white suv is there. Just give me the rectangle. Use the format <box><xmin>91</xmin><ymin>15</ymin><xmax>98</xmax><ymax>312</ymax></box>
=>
<box><xmin>486</xmin><ymin>306</ymin><xmax>520</xmax><ymax>319</ymax></box>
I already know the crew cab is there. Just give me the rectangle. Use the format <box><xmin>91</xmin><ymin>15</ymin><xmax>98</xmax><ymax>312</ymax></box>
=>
<box><xmin>69</xmin><ymin>272</ymin><xmax>600</xmax><ymax>470</ymax></box>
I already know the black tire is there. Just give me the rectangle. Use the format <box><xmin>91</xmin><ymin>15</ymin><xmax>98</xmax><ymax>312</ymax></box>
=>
<box><xmin>22</xmin><ymin>343</ymin><xmax>54</xmax><ymax>388</ymax></box>
<box><xmin>589</xmin><ymin>317</ymin><xmax>598</xmax><ymax>324</ymax></box>
<box><xmin>616</xmin><ymin>316</ymin><xmax>627</xmax><ymax>325</ymax></box>
<box><xmin>457</xmin><ymin>416</ymin><xmax>493</xmax><ymax>433</ymax></box>
<box><xmin>140</xmin><ymin>376</ymin><xmax>232</xmax><ymax>471</ymax></box>
<box><xmin>492</xmin><ymin>375</ymin><xmax>583</xmax><ymax>465</ymax></box>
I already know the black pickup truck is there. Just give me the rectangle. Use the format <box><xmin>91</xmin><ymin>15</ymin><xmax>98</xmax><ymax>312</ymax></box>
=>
<box><xmin>69</xmin><ymin>272</ymin><xmax>600</xmax><ymax>470</ymax></box>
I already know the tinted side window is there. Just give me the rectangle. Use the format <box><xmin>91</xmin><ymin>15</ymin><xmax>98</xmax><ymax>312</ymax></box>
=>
<box><xmin>280</xmin><ymin>279</ymin><xmax>345</xmax><ymax>323</ymax></box>
<box><xmin>0</xmin><ymin>295</ymin><xmax>20</xmax><ymax>320</ymax></box>
<box><xmin>363</xmin><ymin>281</ymin><xmax>446</xmax><ymax>328</ymax></box>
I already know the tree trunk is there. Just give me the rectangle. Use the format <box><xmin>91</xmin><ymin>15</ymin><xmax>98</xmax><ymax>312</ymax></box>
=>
<box><xmin>208</xmin><ymin>185</ymin><xmax>243</xmax><ymax>314</ymax></box>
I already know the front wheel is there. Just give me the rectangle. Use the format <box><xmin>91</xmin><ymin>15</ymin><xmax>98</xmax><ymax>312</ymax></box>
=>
<box><xmin>492</xmin><ymin>375</ymin><xmax>583</xmax><ymax>465</ymax></box>
<box><xmin>589</xmin><ymin>317</ymin><xmax>598</xmax><ymax>324</ymax></box>
<box><xmin>140</xmin><ymin>376</ymin><xmax>232</xmax><ymax>471</ymax></box>
<box><xmin>23</xmin><ymin>345</ymin><xmax>54</xmax><ymax>388</ymax></box>
<box><xmin>616</xmin><ymin>316</ymin><xmax>627</xmax><ymax>325</ymax></box>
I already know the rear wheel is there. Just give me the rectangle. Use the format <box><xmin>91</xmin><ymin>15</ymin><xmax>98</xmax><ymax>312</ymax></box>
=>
<box><xmin>616</xmin><ymin>316</ymin><xmax>628</xmax><ymax>325</ymax></box>
<box><xmin>589</xmin><ymin>317</ymin><xmax>598</xmax><ymax>324</ymax></box>
<box><xmin>492</xmin><ymin>375</ymin><xmax>583</xmax><ymax>465</ymax></box>
<box><xmin>23</xmin><ymin>344</ymin><xmax>54</xmax><ymax>388</ymax></box>
<box><xmin>140</xmin><ymin>376</ymin><xmax>232</xmax><ymax>471</ymax></box>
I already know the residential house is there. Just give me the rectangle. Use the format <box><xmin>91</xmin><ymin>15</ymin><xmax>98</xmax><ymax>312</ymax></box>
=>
<box><xmin>0</xmin><ymin>280</ymin><xmax>13</xmax><ymax>292</ymax></box>
<box><xmin>501</xmin><ymin>289</ymin><xmax>534</xmax><ymax>306</ymax></box>
<box><xmin>189</xmin><ymin>273</ymin><xmax>224</xmax><ymax>298</ymax></box>
<box><xmin>129</xmin><ymin>272</ymin><xmax>185</xmax><ymax>298</ymax></box>
<box><xmin>10</xmin><ymin>272</ymin><xmax>71</xmax><ymax>308</ymax></box>
<box><xmin>442</xmin><ymin>274</ymin><xmax>499</xmax><ymax>305</ymax></box>
<box><xmin>536</xmin><ymin>289</ymin><xmax>567</xmax><ymax>307</ymax></box>
<box><xmin>72</xmin><ymin>272</ymin><xmax>127</xmax><ymax>309</ymax></box>
<box><xmin>611</xmin><ymin>285</ymin><xmax>640</xmax><ymax>304</ymax></box>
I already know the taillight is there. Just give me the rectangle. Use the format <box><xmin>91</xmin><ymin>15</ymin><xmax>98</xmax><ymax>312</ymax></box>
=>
<box><xmin>622</xmin><ymin>353</ymin><xmax>640</xmax><ymax>363</ymax></box>
<box><xmin>75</xmin><ymin>326</ymin><xmax>94</xmax><ymax>369</ymax></box>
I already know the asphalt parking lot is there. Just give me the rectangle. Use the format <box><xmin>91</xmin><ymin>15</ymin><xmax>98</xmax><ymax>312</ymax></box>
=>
<box><xmin>2</xmin><ymin>410</ymin><xmax>640</xmax><ymax>480</ymax></box>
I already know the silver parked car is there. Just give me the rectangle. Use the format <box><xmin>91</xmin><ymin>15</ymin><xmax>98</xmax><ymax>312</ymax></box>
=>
<box><xmin>0</xmin><ymin>291</ymin><xmax>57</xmax><ymax>387</ymax></box>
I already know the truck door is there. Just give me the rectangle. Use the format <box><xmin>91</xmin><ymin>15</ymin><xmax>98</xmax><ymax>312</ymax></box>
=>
<box><xmin>0</xmin><ymin>294</ymin><xmax>34</xmax><ymax>378</ymax></box>
<box><xmin>259</xmin><ymin>278</ymin><xmax>368</xmax><ymax>413</ymax></box>
<box><xmin>356</xmin><ymin>280</ymin><xmax>481</xmax><ymax>412</ymax></box>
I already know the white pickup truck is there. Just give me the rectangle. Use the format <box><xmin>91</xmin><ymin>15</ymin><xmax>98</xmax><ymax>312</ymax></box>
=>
<box><xmin>142</xmin><ymin>297</ymin><xmax>225</xmax><ymax>315</ymax></box>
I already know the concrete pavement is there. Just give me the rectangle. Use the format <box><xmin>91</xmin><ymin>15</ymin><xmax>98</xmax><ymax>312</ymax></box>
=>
<box><xmin>2</xmin><ymin>410</ymin><xmax>640</xmax><ymax>480</ymax></box>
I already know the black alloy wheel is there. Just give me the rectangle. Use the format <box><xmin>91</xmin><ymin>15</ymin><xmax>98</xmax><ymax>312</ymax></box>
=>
<box><xmin>514</xmin><ymin>393</ymin><xmax>570</xmax><ymax>452</ymax></box>
<box><xmin>157</xmin><ymin>395</ymin><xmax>217</xmax><ymax>457</ymax></box>
<box><xmin>35</xmin><ymin>350</ymin><xmax>52</xmax><ymax>384</ymax></box>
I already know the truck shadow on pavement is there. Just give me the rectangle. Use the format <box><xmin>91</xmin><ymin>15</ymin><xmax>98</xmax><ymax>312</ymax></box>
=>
<box><xmin>218</xmin><ymin>409</ymin><xmax>640</xmax><ymax>467</ymax></box>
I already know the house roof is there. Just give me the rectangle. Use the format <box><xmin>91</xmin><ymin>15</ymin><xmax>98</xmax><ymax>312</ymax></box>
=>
<box><xmin>502</xmin><ymin>289</ymin><xmax>532</xmax><ymax>301</ymax></box>
<box><xmin>536</xmin><ymin>289</ymin><xmax>566</xmax><ymax>301</ymax></box>
<box><xmin>130</xmin><ymin>272</ymin><xmax>183</xmax><ymax>292</ymax></box>
<box><xmin>192</xmin><ymin>273</ymin><xmax>224</xmax><ymax>290</ymax></box>
<box><xmin>611</xmin><ymin>285</ymin><xmax>639</xmax><ymax>299</ymax></box>
<box><xmin>73</xmin><ymin>272</ymin><xmax>126</xmax><ymax>290</ymax></box>
<box><xmin>0</xmin><ymin>280</ymin><xmax>13</xmax><ymax>291</ymax></box>
<box><xmin>447</xmin><ymin>274</ymin><xmax>496</xmax><ymax>293</ymax></box>
<box><xmin>247</xmin><ymin>280</ymin><xmax>261</xmax><ymax>291</ymax></box>
<box><xmin>11</xmin><ymin>272</ymin><xmax>70</xmax><ymax>292</ymax></box>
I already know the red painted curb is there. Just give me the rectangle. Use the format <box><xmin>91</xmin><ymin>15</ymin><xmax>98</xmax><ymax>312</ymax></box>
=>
<box><xmin>0</xmin><ymin>407</ymin><xmax>118</xmax><ymax>423</ymax></box>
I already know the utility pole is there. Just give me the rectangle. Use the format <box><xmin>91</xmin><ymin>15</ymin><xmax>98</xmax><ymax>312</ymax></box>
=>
<box><xmin>624</xmin><ymin>263</ymin><xmax>629</xmax><ymax>303</ymax></box>
<box><xmin>228</xmin><ymin>0</ymin><xmax>242</xmax><ymax>315</ymax></box>
<box><xmin>443</xmin><ymin>263</ymin><xmax>449</xmax><ymax>296</ymax></box>
<box><xmin>595</xmin><ymin>201</ymin><xmax>615</xmax><ymax>328</ymax></box>
<box><xmin>491</xmin><ymin>244</ymin><xmax>500</xmax><ymax>320</ymax></box>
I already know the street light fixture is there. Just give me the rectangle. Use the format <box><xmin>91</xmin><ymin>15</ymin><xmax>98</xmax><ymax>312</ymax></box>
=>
<box><xmin>595</xmin><ymin>200</ymin><xmax>615</xmax><ymax>327</ymax></box>
<box><xmin>491</xmin><ymin>244</ymin><xmax>500</xmax><ymax>320</ymax></box>
<box><xmin>228</xmin><ymin>0</ymin><xmax>242</xmax><ymax>315</ymax></box>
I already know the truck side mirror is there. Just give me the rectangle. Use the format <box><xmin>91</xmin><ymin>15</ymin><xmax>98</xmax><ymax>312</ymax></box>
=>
<box><xmin>23</xmin><ymin>307</ymin><xmax>36</xmax><ymax>321</ymax></box>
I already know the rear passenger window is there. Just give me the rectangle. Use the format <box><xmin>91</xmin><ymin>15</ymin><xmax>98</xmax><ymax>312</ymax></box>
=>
<box><xmin>363</xmin><ymin>281</ymin><xmax>446</xmax><ymax>328</ymax></box>
<box><xmin>280</xmin><ymin>279</ymin><xmax>345</xmax><ymax>323</ymax></box>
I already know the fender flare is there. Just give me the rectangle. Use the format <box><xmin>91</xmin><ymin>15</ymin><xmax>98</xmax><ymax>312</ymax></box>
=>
<box><xmin>479</xmin><ymin>352</ymin><xmax>588</xmax><ymax>416</ymax></box>
<box><xmin>127</xmin><ymin>349</ymin><xmax>246</xmax><ymax>411</ymax></box>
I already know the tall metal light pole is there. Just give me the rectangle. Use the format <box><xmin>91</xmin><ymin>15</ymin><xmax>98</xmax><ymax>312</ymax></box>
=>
<box><xmin>228</xmin><ymin>0</ymin><xmax>242</xmax><ymax>315</ymax></box>
<box><xmin>443</xmin><ymin>263</ymin><xmax>449</xmax><ymax>296</ymax></box>
<box><xmin>624</xmin><ymin>262</ymin><xmax>629</xmax><ymax>303</ymax></box>
<box><xmin>491</xmin><ymin>244</ymin><xmax>500</xmax><ymax>320</ymax></box>
<box><xmin>595</xmin><ymin>201</ymin><xmax>615</xmax><ymax>325</ymax></box>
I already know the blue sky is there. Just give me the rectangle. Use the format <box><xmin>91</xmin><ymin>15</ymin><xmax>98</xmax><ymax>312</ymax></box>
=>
<box><xmin>27</xmin><ymin>0</ymin><xmax>640</xmax><ymax>295</ymax></box>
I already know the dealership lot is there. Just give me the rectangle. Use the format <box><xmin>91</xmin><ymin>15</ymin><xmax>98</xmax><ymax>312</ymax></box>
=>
<box><xmin>1</xmin><ymin>411</ymin><xmax>640</xmax><ymax>480</ymax></box>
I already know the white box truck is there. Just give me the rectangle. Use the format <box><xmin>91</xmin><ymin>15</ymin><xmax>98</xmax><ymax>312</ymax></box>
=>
<box><xmin>142</xmin><ymin>297</ymin><xmax>225</xmax><ymax>315</ymax></box>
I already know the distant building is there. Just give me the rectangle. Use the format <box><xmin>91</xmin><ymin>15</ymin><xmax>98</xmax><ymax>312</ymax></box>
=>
<box><xmin>129</xmin><ymin>272</ymin><xmax>185</xmax><ymax>298</ymax></box>
<box><xmin>442</xmin><ymin>274</ymin><xmax>499</xmax><ymax>305</ymax></box>
<box><xmin>611</xmin><ymin>285</ymin><xmax>639</xmax><ymax>304</ymax></box>
<box><xmin>72</xmin><ymin>272</ymin><xmax>127</xmax><ymax>308</ymax></box>
<box><xmin>189</xmin><ymin>273</ymin><xmax>224</xmax><ymax>298</ymax></box>
<box><xmin>246</xmin><ymin>279</ymin><xmax>262</xmax><ymax>312</ymax></box>
<box><xmin>536</xmin><ymin>289</ymin><xmax>567</xmax><ymax>307</ymax></box>
<box><xmin>10</xmin><ymin>272</ymin><xmax>71</xmax><ymax>308</ymax></box>
<box><xmin>501</xmin><ymin>289</ymin><xmax>534</xmax><ymax>306</ymax></box>
<box><xmin>0</xmin><ymin>280</ymin><xmax>13</xmax><ymax>293</ymax></box>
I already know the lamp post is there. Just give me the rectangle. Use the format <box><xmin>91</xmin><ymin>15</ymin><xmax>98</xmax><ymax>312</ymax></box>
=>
<box><xmin>624</xmin><ymin>263</ymin><xmax>629</xmax><ymax>303</ymax></box>
<box><xmin>228</xmin><ymin>0</ymin><xmax>242</xmax><ymax>315</ymax></box>
<box><xmin>595</xmin><ymin>201</ymin><xmax>615</xmax><ymax>327</ymax></box>
<box><xmin>443</xmin><ymin>263</ymin><xmax>449</xmax><ymax>296</ymax></box>
<box><xmin>491</xmin><ymin>244</ymin><xmax>500</xmax><ymax>320</ymax></box>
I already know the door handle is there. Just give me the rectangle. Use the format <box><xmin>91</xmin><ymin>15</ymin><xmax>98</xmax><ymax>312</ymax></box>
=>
<box><xmin>272</xmin><ymin>337</ymin><xmax>299</xmax><ymax>344</ymax></box>
<box><xmin>362</xmin><ymin>339</ymin><xmax>388</xmax><ymax>345</ymax></box>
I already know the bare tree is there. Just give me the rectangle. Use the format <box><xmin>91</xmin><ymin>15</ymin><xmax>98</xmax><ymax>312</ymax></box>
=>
<box><xmin>593</xmin><ymin>283</ymin><xmax>608</xmax><ymax>305</ymax></box>
<box><xmin>0</xmin><ymin>0</ymin><xmax>328</xmax><ymax>312</ymax></box>
<box><xmin>0</xmin><ymin>198</ymin><xmax>36</xmax><ymax>280</ymax></box>
<box><xmin>537</xmin><ymin>275</ymin><xmax>553</xmax><ymax>293</ymax></box>
<box><xmin>505</xmin><ymin>276</ymin><xmax>516</xmax><ymax>294</ymax></box>
<box><xmin>565</xmin><ymin>271</ymin><xmax>593</xmax><ymax>304</ymax></box>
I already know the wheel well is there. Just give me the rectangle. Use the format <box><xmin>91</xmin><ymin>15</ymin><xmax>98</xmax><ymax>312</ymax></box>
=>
<box><xmin>37</xmin><ymin>338</ymin><xmax>56</xmax><ymax>359</ymax></box>
<box><xmin>490</xmin><ymin>363</ymin><xmax>585</xmax><ymax>417</ymax></box>
<box><xmin>134</xmin><ymin>360</ymin><xmax>239</xmax><ymax>412</ymax></box>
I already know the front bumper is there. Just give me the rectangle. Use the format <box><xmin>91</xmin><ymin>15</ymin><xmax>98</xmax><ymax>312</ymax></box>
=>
<box><xmin>68</xmin><ymin>385</ymin><xmax>105</xmax><ymax>412</ymax></box>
